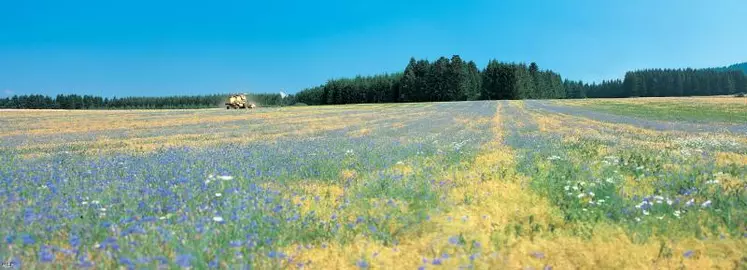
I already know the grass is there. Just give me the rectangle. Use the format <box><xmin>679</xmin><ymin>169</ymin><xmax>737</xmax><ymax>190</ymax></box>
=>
<box><xmin>557</xmin><ymin>96</ymin><xmax>747</xmax><ymax>124</ymax></box>
<box><xmin>1</xmin><ymin>98</ymin><xmax>745</xmax><ymax>269</ymax></box>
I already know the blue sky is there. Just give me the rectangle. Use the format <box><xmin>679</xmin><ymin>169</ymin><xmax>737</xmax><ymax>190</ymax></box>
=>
<box><xmin>1</xmin><ymin>0</ymin><xmax>746</xmax><ymax>97</ymax></box>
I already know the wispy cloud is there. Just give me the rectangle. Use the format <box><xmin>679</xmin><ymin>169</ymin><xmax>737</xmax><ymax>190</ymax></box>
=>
<box><xmin>2</xmin><ymin>89</ymin><xmax>14</xmax><ymax>96</ymax></box>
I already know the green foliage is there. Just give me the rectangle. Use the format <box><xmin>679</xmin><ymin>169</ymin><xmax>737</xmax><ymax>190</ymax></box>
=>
<box><xmin>296</xmin><ymin>56</ymin><xmax>565</xmax><ymax>105</ymax></box>
<box><xmin>709</xmin><ymin>62</ymin><xmax>747</xmax><ymax>74</ymax></box>
<box><xmin>0</xmin><ymin>93</ymin><xmax>295</xmax><ymax>109</ymax></box>
<box><xmin>580</xmin><ymin>68</ymin><xmax>747</xmax><ymax>98</ymax></box>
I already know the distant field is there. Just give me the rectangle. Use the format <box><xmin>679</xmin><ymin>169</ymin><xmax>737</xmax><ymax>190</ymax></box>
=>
<box><xmin>1</xmin><ymin>98</ymin><xmax>745</xmax><ymax>269</ymax></box>
<box><xmin>557</xmin><ymin>96</ymin><xmax>747</xmax><ymax>124</ymax></box>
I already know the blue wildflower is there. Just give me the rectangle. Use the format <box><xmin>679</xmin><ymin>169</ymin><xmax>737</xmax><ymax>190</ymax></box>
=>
<box><xmin>356</xmin><ymin>259</ymin><xmax>370</xmax><ymax>269</ymax></box>
<box><xmin>267</xmin><ymin>251</ymin><xmax>286</xmax><ymax>259</ymax></box>
<box><xmin>99</xmin><ymin>237</ymin><xmax>119</xmax><ymax>251</ymax></box>
<box><xmin>448</xmin><ymin>235</ymin><xmax>460</xmax><ymax>245</ymax></box>
<box><xmin>209</xmin><ymin>258</ymin><xmax>219</xmax><ymax>269</ymax></box>
<box><xmin>69</xmin><ymin>234</ymin><xmax>80</xmax><ymax>247</ymax></box>
<box><xmin>469</xmin><ymin>253</ymin><xmax>479</xmax><ymax>261</ymax></box>
<box><xmin>175</xmin><ymin>254</ymin><xmax>192</xmax><ymax>267</ymax></box>
<box><xmin>531</xmin><ymin>251</ymin><xmax>545</xmax><ymax>259</ymax></box>
<box><xmin>432</xmin><ymin>258</ymin><xmax>443</xmax><ymax>265</ymax></box>
<box><xmin>120</xmin><ymin>225</ymin><xmax>146</xmax><ymax>236</ymax></box>
<box><xmin>9</xmin><ymin>257</ymin><xmax>21</xmax><ymax>270</ymax></box>
<box><xmin>119</xmin><ymin>257</ymin><xmax>135</xmax><ymax>270</ymax></box>
<box><xmin>77</xmin><ymin>254</ymin><xmax>93</xmax><ymax>268</ymax></box>
<box><xmin>683</xmin><ymin>250</ymin><xmax>694</xmax><ymax>258</ymax></box>
<box><xmin>229</xmin><ymin>240</ymin><xmax>243</xmax><ymax>247</ymax></box>
<box><xmin>152</xmin><ymin>256</ymin><xmax>169</xmax><ymax>265</ymax></box>
<box><xmin>39</xmin><ymin>246</ymin><xmax>54</xmax><ymax>263</ymax></box>
<box><xmin>5</xmin><ymin>234</ymin><xmax>14</xmax><ymax>244</ymax></box>
<box><xmin>21</xmin><ymin>234</ymin><xmax>34</xmax><ymax>245</ymax></box>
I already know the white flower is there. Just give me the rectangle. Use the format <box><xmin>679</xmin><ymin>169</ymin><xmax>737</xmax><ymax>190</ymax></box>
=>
<box><xmin>705</xmin><ymin>180</ymin><xmax>719</xmax><ymax>185</ymax></box>
<box><xmin>577</xmin><ymin>193</ymin><xmax>585</xmax><ymax>198</ymax></box>
<box><xmin>642</xmin><ymin>210</ymin><xmax>649</xmax><ymax>216</ymax></box>
<box><xmin>215</xmin><ymin>193</ymin><xmax>222</xmax><ymax>197</ymax></box>
<box><xmin>605</xmin><ymin>178</ymin><xmax>614</xmax><ymax>183</ymax></box>
<box><xmin>564</xmin><ymin>185</ymin><xmax>570</xmax><ymax>191</ymax></box>
<box><xmin>82</xmin><ymin>201</ymin><xmax>88</xmax><ymax>205</ymax></box>
<box><xmin>588</xmin><ymin>191</ymin><xmax>595</xmax><ymax>197</ymax></box>
<box><xmin>598</xmin><ymin>199</ymin><xmax>606</xmax><ymax>204</ymax></box>
<box><xmin>217</xmin><ymin>175</ymin><xmax>234</xmax><ymax>181</ymax></box>
<box><xmin>92</xmin><ymin>200</ymin><xmax>100</xmax><ymax>204</ymax></box>
<box><xmin>666</xmin><ymin>199</ymin><xmax>673</xmax><ymax>206</ymax></box>
<box><xmin>635</xmin><ymin>217</ymin><xmax>641</xmax><ymax>222</ymax></box>
<box><xmin>635</xmin><ymin>166</ymin><xmax>644</xmax><ymax>170</ymax></box>
<box><xmin>213</xmin><ymin>216</ymin><xmax>224</xmax><ymax>222</ymax></box>
<box><xmin>204</xmin><ymin>179</ymin><xmax>211</xmax><ymax>185</ymax></box>
<box><xmin>685</xmin><ymin>199</ymin><xmax>695</xmax><ymax>207</ymax></box>
<box><xmin>100</xmin><ymin>208</ymin><xmax>107</xmax><ymax>212</ymax></box>
<box><xmin>159</xmin><ymin>216</ymin><xmax>167</xmax><ymax>220</ymax></box>
<box><xmin>701</xmin><ymin>200</ymin><xmax>712</xmax><ymax>208</ymax></box>
<box><xmin>657</xmin><ymin>215</ymin><xmax>665</xmax><ymax>220</ymax></box>
<box><xmin>673</xmin><ymin>210</ymin><xmax>681</xmax><ymax>218</ymax></box>
<box><xmin>582</xmin><ymin>208</ymin><xmax>588</xmax><ymax>211</ymax></box>
<box><xmin>396</xmin><ymin>161</ymin><xmax>404</xmax><ymax>165</ymax></box>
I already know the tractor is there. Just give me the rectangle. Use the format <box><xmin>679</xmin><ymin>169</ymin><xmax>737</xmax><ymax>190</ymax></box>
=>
<box><xmin>225</xmin><ymin>94</ymin><xmax>256</xmax><ymax>109</ymax></box>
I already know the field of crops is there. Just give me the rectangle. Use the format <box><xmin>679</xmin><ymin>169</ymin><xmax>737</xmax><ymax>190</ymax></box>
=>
<box><xmin>1</xmin><ymin>97</ymin><xmax>746</xmax><ymax>269</ymax></box>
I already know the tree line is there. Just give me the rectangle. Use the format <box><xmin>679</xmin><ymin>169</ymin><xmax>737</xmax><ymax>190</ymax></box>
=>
<box><xmin>0</xmin><ymin>93</ymin><xmax>296</xmax><ymax>109</ymax></box>
<box><xmin>2</xmin><ymin>58</ymin><xmax>745</xmax><ymax>109</ymax></box>
<box><xmin>294</xmin><ymin>57</ymin><xmax>746</xmax><ymax>105</ymax></box>
<box><xmin>563</xmin><ymin>69</ymin><xmax>747</xmax><ymax>99</ymax></box>
<box><xmin>295</xmin><ymin>56</ymin><xmax>566</xmax><ymax>105</ymax></box>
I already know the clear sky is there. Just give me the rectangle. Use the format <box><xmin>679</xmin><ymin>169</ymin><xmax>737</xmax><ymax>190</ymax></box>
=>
<box><xmin>1</xmin><ymin>0</ymin><xmax>746</xmax><ymax>97</ymax></box>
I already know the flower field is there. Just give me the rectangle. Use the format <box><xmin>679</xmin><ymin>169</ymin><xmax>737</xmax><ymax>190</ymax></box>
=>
<box><xmin>1</xmin><ymin>98</ymin><xmax>745</xmax><ymax>269</ymax></box>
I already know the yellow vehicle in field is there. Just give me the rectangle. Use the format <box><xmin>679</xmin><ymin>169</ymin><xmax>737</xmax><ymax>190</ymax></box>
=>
<box><xmin>225</xmin><ymin>94</ymin><xmax>256</xmax><ymax>109</ymax></box>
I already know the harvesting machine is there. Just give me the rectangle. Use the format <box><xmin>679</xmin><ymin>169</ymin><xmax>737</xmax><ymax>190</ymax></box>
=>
<box><xmin>225</xmin><ymin>94</ymin><xmax>256</xmax><ymax>109</ymax></box>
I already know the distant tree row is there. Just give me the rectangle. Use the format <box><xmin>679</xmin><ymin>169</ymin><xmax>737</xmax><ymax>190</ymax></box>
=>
<box><xmin>481</xmin><ymin>60</ymin><xmax>565</xmax><ymax>100</ymax></box>
<box><xmin>295</xmin><ymin>56</ymin><xmax>565</xmax><ymax>105</ymax></box>
<box><xmin>3</xmin><ymin>59</ymin><xmax>745</xmax><ymax>110</ymax></box>
<box><xmin>564</xmin><ymin>69</ymin><xmax>746</xmax><ymax>99</ymax></box>
<box><xmin>621</xmin><ymin>69</ymin><xmax>746</xmax><ymax>97</ymax></box>
<box><xmin>563</xmin><ymin>79</ymin><xmax>626</xmax><ymax>98</ymax></box>
<box><xmin>0</xmin><ymin>93</ymin><xmax>295</xmax><ymax>109</ymax></box>
<box><xmin>295</xmin><ymin>57</ymin><xmax>747</xmax><ymax>105</ymax></box>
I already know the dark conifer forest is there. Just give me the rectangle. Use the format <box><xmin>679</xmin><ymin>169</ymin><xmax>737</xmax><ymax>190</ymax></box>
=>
<box><xmin>2</xmin><ymin>58</ymin><xmax>745</xmax><ymax>109</ymax></box>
